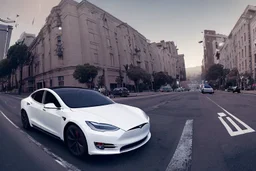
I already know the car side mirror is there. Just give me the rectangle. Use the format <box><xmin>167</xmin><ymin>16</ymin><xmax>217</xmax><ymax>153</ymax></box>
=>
<box><xmin>44</xmin><ymin>103</ymin><xmax>59</xmax><ymax>110</ymax></box>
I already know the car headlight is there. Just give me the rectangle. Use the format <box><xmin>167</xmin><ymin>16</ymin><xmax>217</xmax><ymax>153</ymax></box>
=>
<box><xmin>86</xmin><ymin>121</ymin><xmax>120</xmax><ymax>132</ymax></box>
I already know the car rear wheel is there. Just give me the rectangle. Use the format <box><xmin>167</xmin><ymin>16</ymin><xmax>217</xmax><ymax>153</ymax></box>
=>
<box><xmin>65</xmin><ymin>124</ymin><xmax>88</xmax><ymax>157</ymax></box>
<box><xmin>21</xmin><ymin>110</ymin><xmax>31</xmax><ymax>130</ymax></box>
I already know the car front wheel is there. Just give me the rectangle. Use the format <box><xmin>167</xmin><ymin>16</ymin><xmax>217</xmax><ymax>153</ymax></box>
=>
<box><xmin>21</xmin><ymin>110</ymin><xmax>31</xmax><ymax>130</ymax></box>
<box><xmin>65</xmin><ymin>124</ymin><xmax>88</xmax><ymax>157</ymax></box>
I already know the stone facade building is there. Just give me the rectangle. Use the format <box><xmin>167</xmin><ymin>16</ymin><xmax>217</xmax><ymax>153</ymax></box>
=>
<box><xmin>19</xmin><ymin>0</ymin><xmax>185</xmax><ymax>92</ymax></box>
<box><xmin>219</xmin><ymin>5</ymin><xmax>256</xmax><ymax>80</ymax></box>
<box><xmin>0</xmin><ymin>24</ymin><xmax>13</xmax><ymax>61</ymax></box>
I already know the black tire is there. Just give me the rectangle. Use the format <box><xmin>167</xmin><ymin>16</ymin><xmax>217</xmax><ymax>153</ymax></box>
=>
<box><xmin>65</xmin><ymin>124</ymin><xmax>88</xmax><ymax>157</ymax></box>
<box><xmin>21</xmin><ymin>110</ymin><xmax>31</xmax><ymax>130</ymax></box>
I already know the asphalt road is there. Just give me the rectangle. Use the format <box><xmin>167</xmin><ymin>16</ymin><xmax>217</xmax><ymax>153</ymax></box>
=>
<box><xmin>1</xmin><ymin>91</ymin><xmax>256</xmax><ymax>171</ymax></box>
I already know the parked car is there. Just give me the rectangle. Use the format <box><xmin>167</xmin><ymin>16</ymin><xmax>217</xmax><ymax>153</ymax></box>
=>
<box><xmin>112</xmin><ymin>87</ymin><xmax>130</xmax><ymax>97</ymax></box>
<box><xmin>226</xmin><ymin>86</ymin><xmax>241</xmax><ymax>93</ymax></box>
<box><xmin>160</xmin><ymin>85</ymin><xmax>173</xmax><ymax>92</ymax></box>
<box><xmin>232</xmin><ymin>86</ymin><xmax>241</xmax><ymax>93</ymax></box>
<box><xmin>201</xmin><ymin>84</ymin><xmax>214</xmax><ymax>94</ymax></box>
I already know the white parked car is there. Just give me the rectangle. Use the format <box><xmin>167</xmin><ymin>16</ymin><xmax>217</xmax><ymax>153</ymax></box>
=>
<box><xmin>20</xmin><ymin>87</ymin><xmax>151</xmax><ymax>156</ymax></box>
<box><xmin>201</xmin><ymin>84</ymin><xmax>214</xmax><ymax>94</ymax></box>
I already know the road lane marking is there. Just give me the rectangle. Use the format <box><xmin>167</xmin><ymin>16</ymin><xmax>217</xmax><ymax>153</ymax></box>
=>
<box><xmin>0</xmin><ymin>110</ymin><xmax>19</xmax><ymax>129</ymax></box>
<box><xmin>165</xmin><ymin>120</ymin><xmax>193</xmax><ymax>171</ymax></box>
<box><xmin>218</xmin><ymin>112</ymin><xmax>226</xmax><ymax>117</ymax></box>
<box><xmin>226</xmin><ymin>117</ymin><xmax>243</xmax><ymax>132</ymax></box>
<box><xmin>206</xmin><ymin>97</ymin><xmax>255</xmax><ymax>136</ymax></box>
<box><xmin>0</xmin><ymin>110</ymin><xmax>81</xmax><ymax>171</ymax></box>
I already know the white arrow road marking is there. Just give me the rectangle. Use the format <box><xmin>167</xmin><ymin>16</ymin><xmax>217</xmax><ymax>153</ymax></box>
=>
<box><xmin>217</xmin><ymin>112</ymin><xmax>226</xmax><ymax>117</ymax></box>
<box><xmin>207</xmin><ymin>97</ymin><xmax>255</xmax><ymax>137</ymax></box>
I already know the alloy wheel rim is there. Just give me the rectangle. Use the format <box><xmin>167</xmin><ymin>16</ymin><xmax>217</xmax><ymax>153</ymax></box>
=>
<box><xmin>67</xmin><ymin>127</ymin><xmax>85</xmax><ymax>155</ymax></box>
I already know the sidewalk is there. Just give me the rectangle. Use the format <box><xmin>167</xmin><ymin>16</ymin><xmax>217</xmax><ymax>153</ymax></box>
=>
<box><xmin>241</xmin><ymin>90</ymin><xmax>256</xmax><ymax>95</ymax></box>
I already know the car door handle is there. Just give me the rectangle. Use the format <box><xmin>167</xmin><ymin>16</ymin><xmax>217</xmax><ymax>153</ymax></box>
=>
<box><xmin>43</xmin><ymin>108</ymin><xmax>46</xmax><ymax>111</ymax></box>
<box><xmin>27</xmin><ymin>102</ymin><xmax>31</xmax><ymax>105</ymax></box>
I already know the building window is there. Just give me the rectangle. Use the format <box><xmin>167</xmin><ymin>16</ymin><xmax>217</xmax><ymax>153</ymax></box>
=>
<box><xmin>104</xmin><ymin>28</ymin><xmax>109</xmax><ymax>36</ymax></box>
<box><xmin>145</xmin><ymin>61</ymin><xmax>149</xmax><ymax>72</ymax></box>
<box><xmin>245</xmin><ymin>60</ymin><xmax>247</xmax><ymax>71</ymax></box>
<box><xmin>89</xmin><ymin>32</ymin><xmax>98</xmax><ymax>43</ymax></box>
<box><xmin>245</xmin><ymin>46</ymin><xmax>246</xmax><ymax>57</ymax></box>
<box><xmin>244</xmin><ymin>33</ymin><xmax>246</xmax><ymax>42</ymax></box>
<box><xmin>242</xmin><ymin>61</ymin><xmax>244</xmax><ymax>70</ymax></box>
<box><xmin>90</xmin><ymin>44</ymin><xmax>99</xmax><ymax>64</ymax></box>
<box><xmin>107</xmin><ymin>38</ymin><xmax>111</xmax><ymax>47</ymax></box>
<box><xmin>58</xmin><ymin>76</ymin><xmax>64</xmax><ymax>86</ymax></box>
<box><xmin>87</xmin><ymin>20</ymin><xmax>96</xmax><ymax>30</ymax></box>
<box><xmin>242</xmin><ymin>49</ymin><xmax>244</xmax><ymax>58</ymax></box>
<box><xmin>110</xmin><ymin>53</ymin><xmax>114</xmax><ymax>66</ymax></box>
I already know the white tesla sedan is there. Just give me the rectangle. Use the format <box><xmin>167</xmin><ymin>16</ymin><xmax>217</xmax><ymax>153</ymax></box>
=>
<box><xmin>20</xmin><ymin>87</ymin><xmax>151</xmax><ymax>156</ymax></box>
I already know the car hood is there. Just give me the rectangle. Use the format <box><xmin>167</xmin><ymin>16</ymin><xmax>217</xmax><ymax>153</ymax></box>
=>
<box><xmin>71</xmin><ymin>103</ymin><xmax>148</xmax><ymax>131</ymax></box>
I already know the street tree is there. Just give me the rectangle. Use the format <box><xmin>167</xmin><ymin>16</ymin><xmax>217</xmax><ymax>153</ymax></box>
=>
<box><xmin>73</xmin><ymin>63</ymin><xmax>98</xmax><ymax>88</ymax></box>
<box><xmin>205</xmin><ymin>64</ymin><xmax>224</xmax><ymax>81</ymax></box>
<box><xmin>0</xmin><ymin>59</ymin><xmax>12</xmax><ymax>90</ymax></box>
<box><xmin>7</xmin><ymin>42</ymin><xmax>31</xmax><ymax>94</ymax></box>
<box><xmin>153</xmin><ymin>71</ymin><xmax>168</xmax><ymax>90</ymax></box>
<box><xmin>126</xmin><ymin>65</ymin><xmax>147</xmax><ymax>92</ymax></box>
<box><xmin>115</xmin><ymin>70</ymin><xmax>124</xmax><ymax>87</ymax></box>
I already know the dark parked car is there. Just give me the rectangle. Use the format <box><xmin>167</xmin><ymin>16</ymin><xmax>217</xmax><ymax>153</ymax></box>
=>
<box><xmin>232</xmin><ymin>86</ymin><xmax>241</xmax><ymax>93</ymax></box>
<box><xmin>112</xmin><ymin>87</ymin><xmax>129</xmax><ymax>97</ymax></box>
<box><xmin>226</xmin><ymin>86</ymin><xmax>240</xmax><ymax>93</ymax></box>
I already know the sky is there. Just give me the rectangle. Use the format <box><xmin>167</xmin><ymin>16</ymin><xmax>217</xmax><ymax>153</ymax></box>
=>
<box><xmin>0</xmin><ymin>0</ymin><xmax>256</xmax><ymax>68</ymax></box>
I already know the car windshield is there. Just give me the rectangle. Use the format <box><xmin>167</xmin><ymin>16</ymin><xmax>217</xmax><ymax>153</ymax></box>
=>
<box><xmin>53</xmin><ymin>88</ymin><xmax>114</xmax><ymax>108</ymax></box>
<box><xmin>204</xmin><ymin>85</ymin><xmax>212</xmax><ymax>88</ymax></box>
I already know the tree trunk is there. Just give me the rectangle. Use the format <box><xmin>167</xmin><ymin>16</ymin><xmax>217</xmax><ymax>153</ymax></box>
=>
<box><xmin>134</xmin><ymin>80</ymin><xmax>138</xmax><ymax>93</ymax></box>
<box><xmin>18</xmin><ymin>66</ymin><xmax>23</xmax><ymax>95</ymax></box>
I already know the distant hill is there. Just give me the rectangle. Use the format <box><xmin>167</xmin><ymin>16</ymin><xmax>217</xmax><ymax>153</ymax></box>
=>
<box><xmin>186</xmin><ymin>66</ymin><xmax>201</xmax><ymax>77</ymax></box>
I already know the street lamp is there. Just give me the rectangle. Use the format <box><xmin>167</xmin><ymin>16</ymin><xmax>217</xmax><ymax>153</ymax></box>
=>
<box><xmin>58</xmin><ymin>26</ymin><xmax>62</xmax><ymax>31</ymax></box>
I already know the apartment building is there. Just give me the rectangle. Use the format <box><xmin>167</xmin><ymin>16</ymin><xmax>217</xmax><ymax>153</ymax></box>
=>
<box><xmin>0</xmin><ymin>24</ymin><xmax>13</xmax><ymax>61</ymax></box>
<box><xmin>251</xmin><ymin>14</ymin><xmax>256</xmax><ymax>79</ymax></box>
<box><xmin>219</xmin><ymin>5</ymin><xmax>256</xmax><ymax>78</ymax></box>
<box><xmin>18</xmin><ymin>32</ymin><xmax>36</xmax><ymax>47</ymax></box>
<box><xmin>19</xmin><ymin>0</ymin><xmax>185</xmax><ymax>92</ymax></box>
<box><xmin>202</xmin><ymin>30</ymin><xmax>227</xmax><ymax>77</ymax></box>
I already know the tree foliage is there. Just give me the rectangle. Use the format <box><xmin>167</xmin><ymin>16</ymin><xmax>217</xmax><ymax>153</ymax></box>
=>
<box><xmin>0</xmin><ymin>59</ymin><xmax>12</xmax><ymax>79</ymax></box>
<box><xmin>153</xmin><ymin>71</ymin><xmax>171</xmax><ymax>89</ymax></box>
<box><xmin>6</xmin><ymin>42</ymin><xmax>31</xmax><ymax>94</ymax></box>
<box><xmin>73</xmin><ymin>63</ymin><xmax>98</xmax><ymax>88</ymax></box>
<box><xmin>205</xmin><ymin>64</ymin><xmax>224</xmax><ymax>81</ymax></box>
<box><xmin>126</xmin><ymin>65</ymin><xmax>148</xmax><ymax>91</ymax></box>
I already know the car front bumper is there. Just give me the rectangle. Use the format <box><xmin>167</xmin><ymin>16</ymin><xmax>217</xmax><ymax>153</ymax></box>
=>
<box><xmin>82</xmin><ymin>123</ymin><xmax>151</xmax><ymax>155</ymax></box>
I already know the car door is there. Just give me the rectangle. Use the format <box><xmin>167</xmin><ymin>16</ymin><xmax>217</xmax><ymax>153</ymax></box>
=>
<box><xmin>29</xmin><ymin>90</ymin><xmax>45</xmax><ymax>128</ymax></box>
<box><xmin>42</xmin><ymin>91</ymin><xmax>63</xmax><ymax>137</ymax></box>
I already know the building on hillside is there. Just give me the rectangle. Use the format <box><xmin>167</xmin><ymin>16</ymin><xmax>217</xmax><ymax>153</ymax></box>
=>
<box><xmin>18</xmin><ymin>32</ymin><xmax>36</xmax><ymax>47</ymax></box>
<box><xmin>0</xmin><ymin>24</ymin><xmax>13</xmax><ymax>61</ymax></box>
<box><xmin>17</xmin><ymin>0</ymin><xmax>185</xmax><ymax>92</ymax></box>
<box><xmin>202</xmin><ymin>30</ymin><xmax>227</xmax><ymax>74</ymax></box>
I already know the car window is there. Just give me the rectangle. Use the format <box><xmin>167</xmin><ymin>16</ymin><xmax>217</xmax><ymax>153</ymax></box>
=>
<box><xmin>43</xmin><ymin>91</ymin><xmax>61</xmax><ymax>107</ymax></box>
<box><xmin>32</xmin><ymin>90</ymin><xmax>44</xmax><ymax>103</ymax></box>
<box><xmin>204</xmin><ymin>85</ymin><xmax>212</xmax><ymax>88</ymax></box>
<box><xmin>54</xmin><ymin>88</ymin><xmax>114</xmax><ymax>108</ymax></box>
